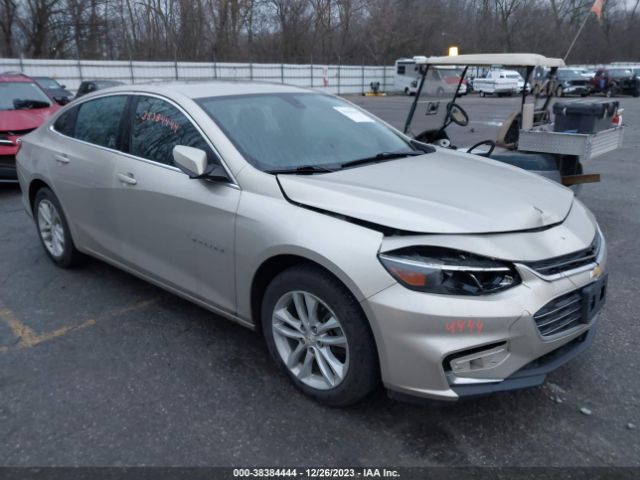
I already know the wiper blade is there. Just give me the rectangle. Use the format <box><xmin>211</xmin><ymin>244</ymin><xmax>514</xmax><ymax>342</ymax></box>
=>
<box><xmin>341</xmin><ymin>151</ymin><xmax>422</xmax><ymax>169</ymax></box>
<box><xmin>13</xmin><ymin>99</ymin><xmax>51</xmax><ymax>109</ymax></box>
<box><xmin>266</xmin><ymin>165</ymin><xmax>335</xmax><ymax>175</ymax></box>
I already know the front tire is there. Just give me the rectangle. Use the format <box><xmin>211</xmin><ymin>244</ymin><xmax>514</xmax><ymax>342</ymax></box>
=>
<box><xmin>34</xmin><ymin>187</ymin><xmax>82</xmax><ymax>268</ymax></box>
<box><xmin>261</xmin><ymin>264</ymin><xmax>379</xmax><ymax>406</ymax></box>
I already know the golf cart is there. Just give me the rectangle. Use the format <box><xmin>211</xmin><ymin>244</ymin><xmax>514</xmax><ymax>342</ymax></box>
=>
<box><xmin>403</xmin><ymin>53</ymin><xmax>624</xmax><ymax>186</ymax></box>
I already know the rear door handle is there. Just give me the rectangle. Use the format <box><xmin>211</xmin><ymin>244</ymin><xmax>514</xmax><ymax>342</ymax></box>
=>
<box><xmin>54</xmin><ymin>153</ymin><xmax>69</xmax><ymax>164</ymax></box>
<box><xmin>117</xmin><ymin>173</ymin><xmax>137</xmax><ymax>185</ymax></box>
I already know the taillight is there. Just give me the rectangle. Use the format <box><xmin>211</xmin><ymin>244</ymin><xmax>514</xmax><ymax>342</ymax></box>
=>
<box><xmin>613</xmin><ymin>108</ymin><xmax>624</xmax><ymax>127</ymax></box>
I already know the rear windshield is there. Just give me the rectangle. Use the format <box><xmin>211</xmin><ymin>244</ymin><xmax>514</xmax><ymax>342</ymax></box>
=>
<box><xmin>35</xmin><ymin>77</ymin><xmax>62</xmax><ymax>89</ymax></box>
<box><xmin>0</xmin><ymin>82</ymin><xmax>51</xmax><ymax>111</ymax></box>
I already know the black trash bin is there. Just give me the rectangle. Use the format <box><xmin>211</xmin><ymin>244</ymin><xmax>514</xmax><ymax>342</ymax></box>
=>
<box><xmin>553</xmin><ymin>101</ymin><xmax>618</xmax><ymax>134</ymax></box>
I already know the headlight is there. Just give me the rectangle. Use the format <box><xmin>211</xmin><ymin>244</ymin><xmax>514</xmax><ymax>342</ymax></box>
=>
<box><xmin>378</xmin><ymin>247</ymin><xmax>521</xmax><ymax>295</ymax></box>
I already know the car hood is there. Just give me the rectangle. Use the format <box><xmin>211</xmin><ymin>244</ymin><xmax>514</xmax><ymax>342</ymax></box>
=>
<box><xmin>44</xmin><ymin>87</ymin><xmax>73</xmax><ymax>98</ymax></box>
<box><xmin>278</xmin><ymin>150</ymin><xmax>575</xmax><ymax>234</ymax></box>
<box><xmin>0</xmin><ymin>106</ymin><xmax>58</xmax><ymax>132</ymax></box>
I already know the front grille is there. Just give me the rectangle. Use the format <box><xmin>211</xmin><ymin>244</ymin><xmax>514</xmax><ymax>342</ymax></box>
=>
<box><xmin>0</xmin><ymin>155</ymin><xmax>15</xmax><ymax>166</ymax></box>
<box><xmin>0</xmin><ymin>128</ymin><xmax>35</xmax><ymax>136</ymax></box>
<box><xmin>534</xmin><ymin>289</ymin><xmax>583</xmax><ymax>337</ymax></box>
<box><xmin>524</xmin><ymin>233</ymin><xmax>600</xmax><ymax>277</ymax></box>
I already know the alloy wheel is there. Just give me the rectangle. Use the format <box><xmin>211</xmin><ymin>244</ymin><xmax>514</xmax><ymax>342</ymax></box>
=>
<box><xmin>37</xmin><ymin>199</ymin><xmax>65</xmax><ymax>258</ymax></box>
<box><xmin>271</xmin><ymin>291</ymin><xmax>349</xmax><ymax>390</ymax></box>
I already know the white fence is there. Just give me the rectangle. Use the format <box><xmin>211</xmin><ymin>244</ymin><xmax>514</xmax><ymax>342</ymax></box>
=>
<box><xmin>0</xmin><ymin>58</ymin><xmax>396</xmax><ymax>95</ymax></box>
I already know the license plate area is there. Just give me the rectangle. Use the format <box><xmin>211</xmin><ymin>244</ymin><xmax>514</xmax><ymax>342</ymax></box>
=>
<box><xmin>581</xmin><ymin>274</ymin><xmax>608</xmax><ymax>323</ymax></box>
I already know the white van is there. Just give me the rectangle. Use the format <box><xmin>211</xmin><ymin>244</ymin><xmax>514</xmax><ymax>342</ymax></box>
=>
<box><xmin>472</xmin><ymin>69</ymin><xmax>520</xmax><ymax>96</ymax></box>
<box><xmin>395</xmin><ymin>58</ymin><xmax>467</xmax><ymax>96</ymax></box>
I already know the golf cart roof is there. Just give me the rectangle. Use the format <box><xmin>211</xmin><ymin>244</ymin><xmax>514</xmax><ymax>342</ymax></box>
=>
<box><xmin>415</xmin><ymin>53</ymin><xmax>565</xmax><ymax>68</ymax></box>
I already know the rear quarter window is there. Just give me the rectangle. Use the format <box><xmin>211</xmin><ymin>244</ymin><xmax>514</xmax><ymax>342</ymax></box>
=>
<box><xmin>52</xmin><ymin>107</ymin><xmax>78</xmax><ymax>137</ymax></box>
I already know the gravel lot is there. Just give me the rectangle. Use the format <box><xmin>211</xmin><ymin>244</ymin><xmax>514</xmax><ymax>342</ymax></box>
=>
<box><xmin>0</xmin><ymin>94</ymin><xmax>638</xmax><ymax>467</ymax></box>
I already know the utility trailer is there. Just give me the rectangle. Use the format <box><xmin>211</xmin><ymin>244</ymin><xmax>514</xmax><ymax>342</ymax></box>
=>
<box><xmin>403</xmin><ymin>53</ymin><xmax>624</xmax><ymax>186</ymax></box>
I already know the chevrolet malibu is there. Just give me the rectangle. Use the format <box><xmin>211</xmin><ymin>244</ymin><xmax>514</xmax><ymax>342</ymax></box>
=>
<box><xmin>16</xmin><ymin>82</ymin><xmax>608</xmax><ymax>405</ymax></box>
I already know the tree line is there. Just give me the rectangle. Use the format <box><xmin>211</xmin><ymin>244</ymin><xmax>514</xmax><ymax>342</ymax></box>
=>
<box><xmin>0</xmin><ymin>0</ymin><xmax>638</xmax><ymax>65</ymax></box>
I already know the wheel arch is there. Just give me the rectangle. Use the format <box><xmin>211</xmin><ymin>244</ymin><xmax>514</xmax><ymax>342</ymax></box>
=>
<box><xmin>249</xmin><ymin>252</ymin><xmax>366</xmax><ymax>333</ymax></box>
<box><xmin>28</xmin><ymin>178</ymin><xmax>51</xmax><ymax>214</ymax></box>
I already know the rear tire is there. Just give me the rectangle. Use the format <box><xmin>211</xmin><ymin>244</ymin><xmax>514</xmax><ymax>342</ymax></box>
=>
<box><xmin>261</xmin><ymin>264</ymin><xmax>379</xmax><ymax>406</ymax></box>
<box><xmin>34</xmin><ymin>187</ymin><xmax>82</xmax><ymax>268</ymax></box>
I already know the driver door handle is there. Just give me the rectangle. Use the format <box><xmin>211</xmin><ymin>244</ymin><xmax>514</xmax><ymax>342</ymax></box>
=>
<box><xmin>54</xmin><ymin>153</ymin><xmax>69</xmax><ymax>164</ymax></box>
<box><xmin>117</xmin><ymin>172</ymin><xmax>137</xmax><ymax>185</ymax></box>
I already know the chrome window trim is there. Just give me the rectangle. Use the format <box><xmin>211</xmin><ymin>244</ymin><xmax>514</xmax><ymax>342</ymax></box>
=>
<box><xmin>48</xmin><ymin>90</ymin><xmax>240</xmax><ymax>189</ymax></box>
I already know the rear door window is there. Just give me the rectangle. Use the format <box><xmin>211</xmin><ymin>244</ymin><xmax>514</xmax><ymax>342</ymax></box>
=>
<box><xmin>128</xmin><ymin>95</ymin><xmax>217</xmax><ymax>167</ymax></box>
<box><xmin>74</xmin><ymin>95</ymin><xmax>128</xmax><ymax>149</ymax></box>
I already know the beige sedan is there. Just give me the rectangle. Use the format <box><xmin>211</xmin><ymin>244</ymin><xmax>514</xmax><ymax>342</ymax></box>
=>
<box><xmin>16</xmin><ymin>81</ymin><xmax>607</xmax><ymax>405</ymax></box>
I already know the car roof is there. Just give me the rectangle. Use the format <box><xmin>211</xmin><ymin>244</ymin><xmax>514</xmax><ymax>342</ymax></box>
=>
<box><xmin>0</xmin><ymin>72</ymin><xmax>34</xmax><ymax>83</ymax></box>
<box><xmin>415</xmin><ymin>53</ymin><xmax>565</xmax><ymax>68</ymax></box>
<box><xmin>99</xmin><ymin>80</ymin><xmax>313</xmax><ymax>99</ymax></box>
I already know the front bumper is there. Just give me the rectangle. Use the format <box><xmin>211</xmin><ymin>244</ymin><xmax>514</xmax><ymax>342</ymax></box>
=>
<box><xmin>563</xmin><ymin>85</ymin><xmax>590</xmax><ymax>95</ymax></box>
<box><xmin>389</xmin><ymin>328</ymin><xmax>594</xmax><ymax>403</ymax></box>
<box><xmin>362</xmin><ymin>238</ymin><xmax>607</xmax><ymax>401</ymax></box>
<box><xmin>0</xmin><ymin>144</ymin><xmax>19</xmax><ymax>181</ymax></box>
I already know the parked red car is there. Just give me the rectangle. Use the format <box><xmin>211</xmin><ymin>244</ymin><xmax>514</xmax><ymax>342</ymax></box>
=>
<box><xmin>590</xmin><ymin>68</ymin><xmax>640</xmax><ymax>97</ymax></box>
<box><xmin>0</xmin><ymin>72</ymin><xmax>59</xmax><ymax>182</ymax></box>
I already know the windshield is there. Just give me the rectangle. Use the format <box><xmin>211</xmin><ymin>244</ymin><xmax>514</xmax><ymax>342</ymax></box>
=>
<box><xmin>609</xmin><ymin>69</ymin><xmax>632</xmax><ymax>77</ymax></box>
<box><xmin>406</xmin><ymin>65</ymin><xmax>462</xmax><ymax>137</ymax></box>
<box><xmin>34</xmin><ymin>77</ymin><xmax>61</xmax><ymax>89</ymax></box>
<box><xmin>0</xmin><ymin>82</ymin><xmax>51</xmax><ymax>110</ymax></box>
<box><xmin>558</xmin><ymin>70</ymin><xmax>584</xmax><ymax>80</ymax></box>
<box><xmin>439</xmin><ymin>68</ymin><xmax>463</xmax><ymax>79</ymax></box>
<box><xmin>197</xmin><ymin>93</ymin><xmax>414</xmax><ymax>172</ymax></box>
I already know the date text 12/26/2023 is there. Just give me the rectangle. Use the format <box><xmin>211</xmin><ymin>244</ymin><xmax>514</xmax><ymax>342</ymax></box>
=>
<box><xmin>233</xmin><ymin>468</ymin><xmax>401</xmax><ymax>478</ymax></box>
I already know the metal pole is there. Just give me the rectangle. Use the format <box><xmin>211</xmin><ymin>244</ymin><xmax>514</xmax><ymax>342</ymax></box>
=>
<box><xmin>564</xmin><ymin>12</ymin><xmax>591</xmax><ymax>62</ymax></box>
<box><xmin>18</xmin><ymin>54</ymin><xmax>24</xmax><ymax>72</ymax></box>
<box><xmin>130</xmin><ymin>60</ymin><xmax>135</xmax><ymax>83</ymax></box>
<box><xmin>362</xmin><ymin>58</ymin><xmax>365</xmax><ymax>95</ymax></box>
<box><xmin>310</xmin><ymin>60</ymin><xmax>314</xmax><ymax>88</ymax></box>
<box><xmin>280</xmin><ymin>62</ymin><xmax>284</xmax><ymax>84</ymax></box>
<box><xmin>77</xmin><ymin>58</ymin><xmax>83</xmax><ymax>82</ymax></box>
<box><xmin>382</xmin><ymin>65</ymin><xmax>387</xmax><ymax>93</ymax></box>
<box><xmin>337</xmin><ymin>56</ymin><xmax>341</xmax><ymax>95</ymax></box>
<box><xmin>174</xmin><ymin>60</ymin><xmax>179</xmax><ymax>80</ymax></box>
<box><xmin>213</xmin><ymin>61</ymin><xmax>217</xmax><ymax>79</ymax></box>
<box><xmin>250</xmin><ymin>62</ymin><xmax>253</xmax><ymax>80</ymax></box>
<box><xmin>404</xmin><ymin>65</ymin><xmax>428</xmax><ymax>134</ymax></box>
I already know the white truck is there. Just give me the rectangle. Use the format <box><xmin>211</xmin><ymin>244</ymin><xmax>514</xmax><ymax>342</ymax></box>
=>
<box><xmin>472</xmin><ymin>69</ymin><xmax>519</xmax><ymax>97</ymax></box>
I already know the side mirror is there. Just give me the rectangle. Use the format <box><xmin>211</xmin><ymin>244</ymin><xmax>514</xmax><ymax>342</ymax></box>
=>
<box><xmin>61</xmin><ymin>84</ymin><xmax>66</xmax><ymax>89</ymax></box>
<box><xmin>173</xmin><ymin>145</ymin><xmax>228</xmax><ymax>181</ymax></box>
